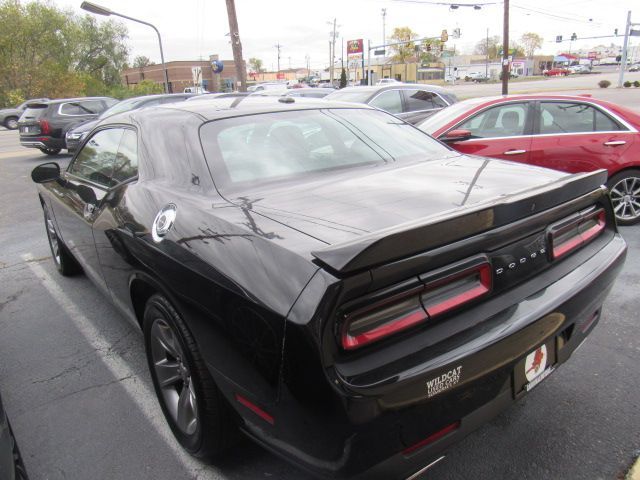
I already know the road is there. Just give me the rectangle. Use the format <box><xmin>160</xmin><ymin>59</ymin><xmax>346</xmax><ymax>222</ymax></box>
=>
<box><xmin>0</xmin><ymin>88</ymin><xmax>639</xmax><ymax>480</ymax></box>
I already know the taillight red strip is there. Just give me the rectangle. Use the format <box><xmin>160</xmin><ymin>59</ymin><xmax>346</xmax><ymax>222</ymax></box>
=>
<box><xmin>422</xmin><ymin>264</ymin><xmax>492</xmax><ymax>318</ymax></box>
<box><xmin>235</xmin><ymin>394</ymin><xmax>274</xmax><ymax>425</ymax></box>
<box><xmin>39</xmin><ymin>119</ymin><xmax>50</xmax><ymax>135</ymax></box>
<box><xmin>342</xmin><ymin>308</ymin><xmax>428</xmax><ymax>350</ymax></box>
<box><xmin>551</xmin><ymin>209</ymin><xmax>605</xmax><ymax>260</ymax></box>
<box><xmin>402</xmin><ymin>421</ymin><xmax>460</xmax><ymax>456</ymax></box>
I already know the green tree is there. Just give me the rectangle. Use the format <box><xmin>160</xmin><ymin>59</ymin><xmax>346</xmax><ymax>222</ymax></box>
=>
<box><xmin>339</xmin><ymin>68</ymin><xmax>347</xmax><ymax>88</ymax></box>
<box><xmin>389</xmin><ymin>27</ymin><xmax>418</xmax><ymax>63</ymax></box>
<box><xmin>248</xmin><ymin>57</ymin><xmax>264</xmax><ymax>73</ymax></box>
<box><xmin>474</xmin><ymin>35</ymin><xmax>502</xmax><ymax>59</ymax></box>
<box><xmin>0</xmin><ymin>1</ymin><xmax>129</xmax><ymax>107</ymax></box>
<box><xmin>133</xmin><ymin>55</ymin><xmax>154</xmax><ymax>68</ymax></box>
<box><xmin>519</xmin><ymin>33</ymin><xmax>543</xmax><ymax>58</ymax></box>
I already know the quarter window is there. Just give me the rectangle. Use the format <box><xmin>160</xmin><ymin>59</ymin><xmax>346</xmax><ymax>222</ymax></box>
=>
<box><xmin>369</xmin><ymin>90</ymin><xmax>403</xmax><ymax>114</ymax></box>
<box><xmin>59</xmin><ymin>100</ymin><xmax>104</xmax><ymax>116</ymax></box>
<box><xmin>69</xmin><ymin>129</ymin><xmax>123</xmax><ymax>187</ymax></box>
<box><xmin>112</xmin><ymin>129</ymin><xmax>138</xmax><ymax>183</ymax></box>
<box><xmin>539</xmin><ymin>102</ymin><xmax>623</xmax><ymax>134</ymax></box>
<box><xmin>404</xmin><ymin>90</ymin><xmax>448</xmax><ymax>112</ymax></box>
<box><xmin>457</xmin><ymin>103</ymin><xmax>529</xmax><ymax>138</ymax></box>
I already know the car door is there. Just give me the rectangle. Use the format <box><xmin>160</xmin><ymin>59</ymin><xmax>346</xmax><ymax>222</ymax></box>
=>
<box><xmin>51</xmin><ymin>128</ymin><xmax>124</xmax><ymax>292</ymax></box>
<box><xmin>440</xmin><ymin>101</ymin><xmax>534</xmax><ymax>162</ymax></box>
<box><xmin>528</xmin><ymin>101</ymin><xmax>634</xmax><ymax>175</ymax></box>
<box><xmin>368</xmin><ymin>90</ymin><xmax>404</xmax><ymax>117</ymax></box>
<box><xmin>400</xmin><ymin>89</ymin><xmax>449</xmax><ymax>124</ymax></box>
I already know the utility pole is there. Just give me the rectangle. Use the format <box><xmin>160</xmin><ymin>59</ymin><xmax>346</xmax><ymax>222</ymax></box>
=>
<box><xmin>382</xmin><ymin>8</ymin><xmax>387</xmax><ymax>56</ymax></box>
<box><xmin>501</xmin><ymin>0</ymin><xmax>509</xmax><ymax>95</ymax></box>
<box><xmin>618</xmin><ymin>11</ymin><xmax>632</xmax><ymax>87</ymax></box>
<box><xmin>305</xmin><ymin>54</ymin><xmax>310</xmax><ymax>79</ymax></box>
<box><xmin>275</xmin><ymin>42</ymin><xmax>282</xmax><ymax>76</ymax></box>
<box><xmin>329</xmin><ymin>18</ymin><xmax>337</xmax><ymax>84</ymax></box>
<box><xmin>485</xmin><ymin>28</ymin><xmax>489</xmax><ymax>79</ymax></box>
<box><xmin>224</xmin><ymin>0</ymin><xmax>247</xmax><ymax>91</ymax></box>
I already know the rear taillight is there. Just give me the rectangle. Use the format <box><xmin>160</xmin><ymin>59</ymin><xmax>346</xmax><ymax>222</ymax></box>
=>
<box><xmin>39</xmin><ymin>119</ymin><xmax>50</xmax><ymax>135</ymax></box>
<box><xmin>341</xmin><ymin>257</ymin><xmax>492</xmax><ymax>350</ymax></box>
<box><xmin>548</xmin><ymin>208</ymin><xmax>606</xmax><ymax>260</ymax></box>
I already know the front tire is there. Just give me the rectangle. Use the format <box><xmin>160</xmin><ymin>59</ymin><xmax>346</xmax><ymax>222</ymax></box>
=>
<box><xmin>608</xmin><ymin>169</ymin><xmax>640</xmax><ymax>225</ymax></box>
<box><xmin>143</xmin><ymin>294</ymin><xmax>237</xmax><ymax>459</ymax></box>
<box><xmin>43</xmin><ymin>205</ymin><xmax>82</xmax><ymax>275</ymax></box>
<box><xmin>39</xmin><ymin>147</ymin><xmax>61</xmax><ymax>156</ymax></box>
<box><xmin>4</xmin><ymin>116</ymin><xmax>18</xmax><ymax>130</ymax></box>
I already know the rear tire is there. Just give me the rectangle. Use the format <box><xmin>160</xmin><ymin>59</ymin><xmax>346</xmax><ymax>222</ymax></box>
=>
<box><xmin>4</xmin><ymin>116</ymin><xmax>18</xmax><ymax>130</ymax></box>
<box><xmin>43</xmin><ymin>204</ymin><xmax>82</xmax><ymax>276</ymax></box>
<box><xmin>143</xmin><ymin>294</ymin><xmax>238</xmax><ymax>459</ymax></box>
<box><xmin>39</xmin><ymin>147</ymin><xmax>61</xmax><ymax>156</ymax></box>
<box><xmin>607</xmin><ymin>169</ymin><xmax>640</xmax><ymax>225</ymax></box>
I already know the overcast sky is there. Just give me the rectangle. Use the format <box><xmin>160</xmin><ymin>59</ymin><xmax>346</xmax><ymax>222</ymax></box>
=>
<box><xmin>54</xmin><ymin>0</ymin><xmax>638</xmax><ymax>70</ymax></box>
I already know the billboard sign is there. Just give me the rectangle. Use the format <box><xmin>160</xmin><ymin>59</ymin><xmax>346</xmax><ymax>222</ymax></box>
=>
<box><xmin>587</xmin><ymin>51</ymin><xmax>598</xmax><ymax>59</ymax></box>
<box><xmin>347</xmin><ymin>39</ymin><xmax>364</xmax><ymax>55</ymax></box>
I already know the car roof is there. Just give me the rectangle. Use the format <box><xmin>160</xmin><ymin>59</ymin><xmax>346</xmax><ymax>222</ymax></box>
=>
<box><xmin>335</xmin><ymin>84</ymin><xmax>451</xmax><ymax>94</ymax></box>
<box><xmin>37</xmin><ymin>97</ymin><xmax>115</xmax><ymax>105</ymax></box>
<box><xmin>453</xmin><ymin>94</ymin><xmax>611</xmax><ymax>107</ymax></box>
<box><xmin>116</xmin><ymin>97</ymin><xmax>376</xmax><ymax>124</ymax></box>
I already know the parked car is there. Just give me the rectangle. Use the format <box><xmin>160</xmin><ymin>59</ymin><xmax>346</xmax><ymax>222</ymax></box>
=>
<box><xmin>543</xmin><ymin>67</ymin><xmax>570</xmax><ymax>76</ymax></box>
<box><xmin>0</xmin><ymin>98</ymin><xmax>49</xmax><ymax>130</ymax></box>
<box><xmin>249</xmin><ymin>88</ymin><xmax>335</xmax><ymax>99</ymax></box>
<box><xmin>629</xmin><ymin>64</ymin><xmax>640</xmax><ymax>72</ymax></box>
<box><xmin>418</xmin><ymin>94</ymin><xmax>640</xmax><ymax>224</ymax></box>
<box><xmin>0</xmin><ymin>391</ymin><xmax>28</xmax><ymax>480</ymax></box>
<box><xmin>183</xmin><ymin>86</ymin><xmax>209</xmax><ymax>94</ymax></box>
<box><xmin>18</xmin><ymin>97</ymin><xmax>117</xmax><ymax>155</ymax></box>
<box><xmin>325</xmin><ymin>84</ymin><xmax>458</xmax><ymax>124</ymax></box>
<box><xmin>246</xmin><ymin>82</ymin><xmax>288</xmax><ymax>92</ymax></box>
<box><xmin>569</xmin><ymin>64</ymin><xmax>591</xmax><ymax>74</ymax></box>
<box><xmin>65</xmin><ymin>93</ymin><xmax>195</xmax><ymax>152</ymax></box>
<box><xmin>465</xmin><ymin>72</ymin><xmax>489</xmax><ymax>82</ymax></box>
<box><xmin>376</xmin><ymin>78</ymin><xmax>401</xmax><ymax>85</ymax></box>
<box><xmin>30</xmin><ymin>97</ymin><xmax>626</xmax><ymax>479</ymax></box>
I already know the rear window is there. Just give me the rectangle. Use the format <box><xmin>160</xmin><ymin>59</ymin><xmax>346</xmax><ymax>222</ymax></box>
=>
<box><xmin>21</xmin><ymin>105</ymin><xmax>48</xmax><ymax>120</ymax></box>
<box><xmin>200</xmin><ymin>108</ymin><xmax>455</xmax><ymax>193</ymax></box>
<box><xmin>59</xmin><ymin>100</ymin><xmax>104</xmax><ymax>116</ymax></box>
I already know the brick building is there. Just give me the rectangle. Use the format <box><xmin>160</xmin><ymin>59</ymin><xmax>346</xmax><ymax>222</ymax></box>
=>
<box><xmin>121</xmin><ymin>56</ymin><xmax>244</xmax><ymax>93</ymax></box>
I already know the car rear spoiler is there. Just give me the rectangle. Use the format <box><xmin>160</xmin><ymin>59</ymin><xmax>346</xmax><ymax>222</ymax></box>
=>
<box><xmin>311</xmin><ymin>169</ymin><xmax>609</xmax><ymax>275</ymax></box>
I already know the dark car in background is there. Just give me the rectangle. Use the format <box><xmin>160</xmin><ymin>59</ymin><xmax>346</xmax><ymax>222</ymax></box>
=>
<box><xmin>65</xmin><ymin>93</ymin><xmax>195</xmax><ymax>152</ymax></box>
<box><xmin>324</xmin><ymin>84</ymin><xmax>457</xmax><ymax>124</ymax></box>
<box><xmin>18</xmin><ymin>97</ymin><xmax>117</xmax><ymax>155</ymax></box>
<box><xmin>0</xmin><ymin>98</ymin><xmax>49</xmax><ymax>130</ymax></box>
<box><xmin>30</xmin><ymin>97</ymin><xmax>626</xmax><ymax>479</ymax></box>
<box><xmin>0</xmin><ymin>391</ymin><xmax>28</xmax><ymax>480</ymax></box>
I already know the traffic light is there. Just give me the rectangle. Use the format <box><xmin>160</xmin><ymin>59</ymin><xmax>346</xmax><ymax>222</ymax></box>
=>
<box><xmin>615</xmin><ymin>28</ymin><xmax>618</xmax><ymax>36</ymax></box>
<box><xmin>556</xmin><ymin>35</ymin><xmax>562</xmax><ymax>43</ymax></box>
<box><xmin>571</xmin><ymin>33</ymin><xmax>577</xmax><ymax>41</ymax></box>
<box><xmin>440</xmin><ymin>43</ymin><xmax>444</xmax><ymax>52</ymax></box>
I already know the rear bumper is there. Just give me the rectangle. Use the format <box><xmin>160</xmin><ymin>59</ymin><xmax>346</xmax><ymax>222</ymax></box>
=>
<box><xmin>238</xmin><ymin>233</ymin><xmax>627</xmax><ymax>479</ymax></box>
<box><xmin>20</xmin><ymin>136</ymin><xmax>64</xmax><ymax>150</ymax></box>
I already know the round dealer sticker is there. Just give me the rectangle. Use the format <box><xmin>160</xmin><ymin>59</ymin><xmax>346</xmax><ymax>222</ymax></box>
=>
<box><xmin>525</xmin><ymin>345</ymin><xmax>547</xmax><ymax>382</ymax></box>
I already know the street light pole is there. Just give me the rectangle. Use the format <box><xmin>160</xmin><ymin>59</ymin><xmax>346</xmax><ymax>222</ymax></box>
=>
<box><xmin>618</xmin><ymin>11</ymin><xmax>632</xmax><ymax>88</ymax></box>
<box><xmin>80</xmin><ymin>1</ymin><xmax>170</xmax><ymax>93</ymax></box>
<box><xmin>501</xmin><ymin>0</ymin><xmax>510</xmax><ymax>95</ymax></box>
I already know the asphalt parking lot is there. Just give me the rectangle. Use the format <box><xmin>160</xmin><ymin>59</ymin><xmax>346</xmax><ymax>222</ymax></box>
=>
<box><xmin>0</xmin><ymin>87</ymin><xmax>639</xmax><ymax>479</ymax></box>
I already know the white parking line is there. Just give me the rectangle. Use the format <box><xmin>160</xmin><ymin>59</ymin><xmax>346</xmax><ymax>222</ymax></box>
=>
<box><xmin>21</xmin><ymin>254</ymin><xmax>224</xmax><ymax>480</ymax></box>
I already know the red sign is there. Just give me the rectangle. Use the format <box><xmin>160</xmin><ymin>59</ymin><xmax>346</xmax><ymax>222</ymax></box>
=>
<box><xmin>347</xmin><ymin>39</ymin><xmax>363</xmax><ymax>55</ymax></box>
<box><xmin>276</xmin><ymin>73</ymin><xmax>285</xmax><ymax>79</ymax></box>
<box><xmin>587</xmin><ymin>51</ymin><xmax>598</xmax><ymax>59</ymax></box>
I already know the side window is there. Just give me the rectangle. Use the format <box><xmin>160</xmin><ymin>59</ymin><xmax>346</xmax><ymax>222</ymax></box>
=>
<box><xmin>68</xmin><ymin>129</ymin><xmax>124</xmax><ymax>187</ymax></box>
<box><xmin>112</xmin><ymin>129</ymin><xmax>138</xmax><ymax>184</ymax></box>
<box><xmin>457</xmin><ymin>103</ymin><xmax>528</xmax><ymax>138</ymax></box>
<box><xmin>539</xmin><ymin>102</ymin><xmax>623</xmax><ymax>134</ymax></box>
<box><xmin>404</xmin><ymin>90</ymin><xmax>448</xmax><ymax>112</ymax></box>
<box><xmin>369</xmin><ymin>90</ymin><xmax>403</xmax><ymax>114</ymax></box>
<box><xmin>59</xmin><ymin>100</ymin><xmax>103</xmax><ymax>116</ymax></box>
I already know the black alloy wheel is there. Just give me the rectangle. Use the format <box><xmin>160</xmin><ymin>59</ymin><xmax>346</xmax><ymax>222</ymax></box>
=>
<box><xmin>608</xmin><ymin>169</ymin><xmax>640</xmax><ymax>225</ymax></box>
<box><xmin>42</xmin><ymin>205</ymin><xmax>81</xmax><ymax>276</ymax></box>
<box><xmin>143</xmin><ymin>294</ymin><xmax>237</xmax><ymax>458</ymax></box>
<box><xmin>4</xmin><ymin>117</ymin><xmax>18</xmax><ymax>130</ymax></box>
<box><xmin>39</xmin><ymin>147</ymin><xmax>61</xmax><ymax>156</ymax></box>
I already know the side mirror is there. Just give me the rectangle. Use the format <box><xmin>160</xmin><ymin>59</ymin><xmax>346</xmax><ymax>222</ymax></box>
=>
<box><xmin>31</xmin><ymin>162</ymin><xmax>60</xmax><ymax>183</ymax></box>
<box><xmin>441</xmin><ymin>129</ymin><xmax>472</xmax><ymax>142</ymax></box>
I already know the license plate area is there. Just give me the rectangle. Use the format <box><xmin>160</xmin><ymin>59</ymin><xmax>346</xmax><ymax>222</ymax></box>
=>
<box><xmin>20</xmin><ymin>126</ymin><xmax>39</xmax><ymax>134</ymax></box>
<box><xmin>513</xmin><ymin>339</ymin><xmax>557</xmax><ymax>399</ymax></box>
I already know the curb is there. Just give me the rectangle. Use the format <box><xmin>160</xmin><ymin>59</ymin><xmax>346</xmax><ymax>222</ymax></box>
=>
<box><xmin>628</xmin><ymin>456</ymin><xmax>640</xmax><ymax>480</ymax></box>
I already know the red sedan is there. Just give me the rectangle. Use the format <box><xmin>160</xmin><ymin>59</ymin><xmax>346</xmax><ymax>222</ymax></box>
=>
<box><xmin>419</xmin><ymin>95</ymin><xmax>640</xmax><ymax>224</ymax></box>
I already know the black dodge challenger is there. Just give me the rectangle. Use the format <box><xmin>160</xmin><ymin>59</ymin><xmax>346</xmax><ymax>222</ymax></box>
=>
<box><xmin>31</xmin><ymin>97</ymin><xmax>626</xmax><ymax>479</ymax></box>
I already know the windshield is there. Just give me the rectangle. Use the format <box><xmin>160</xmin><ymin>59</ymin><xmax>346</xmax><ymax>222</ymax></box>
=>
<box><xmin>418</xmin><ymin>99</ymin><xmax>486</xmax><ymax>134</ymax></box>
<box><xmin>98</xmin><ymin>98</ymin><xmax>143</xmax><ymax>119</ymax></box>
<box><xmin>324</xmin><ymin>90</ymin><xmax>373</xmax><ymax>104</ymax></box>
<box><xmin>200</xmin><ymin>108</ymin><xmax>455</xmax><ymax>193</ymax></box>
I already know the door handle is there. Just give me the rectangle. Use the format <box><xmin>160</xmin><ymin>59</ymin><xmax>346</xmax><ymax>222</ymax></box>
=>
<box><xmin>504</xmin><ymin>149</ymin><xmax>527</xmax><ymax>155</ymax></box>
<box><xmin>603</xmin><ymin>141</ymin><xmax>626</xmax><ymax>146</ymax></box>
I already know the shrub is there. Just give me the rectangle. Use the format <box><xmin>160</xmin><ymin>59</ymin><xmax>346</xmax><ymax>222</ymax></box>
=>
<box><xmin>623</xmin><ymin>81</ymin><xmax>632</xmax><ymax>88</ymax></box>
<box><xmin>634</xmin><ymin>80</ymin><xmax>640</xmax><ymax>88</ymax></box>
<box><xmin>598</xmin><ymin>80</ymin><xmax>611</xmax><ymax>88</ymax></box>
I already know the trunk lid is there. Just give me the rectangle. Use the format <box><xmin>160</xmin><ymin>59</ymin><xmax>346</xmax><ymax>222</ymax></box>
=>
<box><xmin>18</xmin><ymin>104</ymin><xmax>48</xmax><ymax>136</ymax></box>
